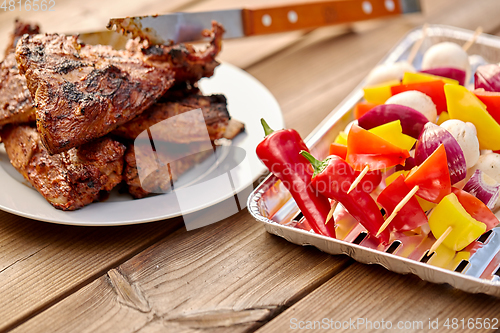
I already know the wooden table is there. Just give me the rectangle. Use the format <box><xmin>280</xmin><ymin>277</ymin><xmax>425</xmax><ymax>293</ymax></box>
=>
<box><xmin>2</xmin><ymin>0</ymin><xmax>500</xmax><ymax>332</ymax></box>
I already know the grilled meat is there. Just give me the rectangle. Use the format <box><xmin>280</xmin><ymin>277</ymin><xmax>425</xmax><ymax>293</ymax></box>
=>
<box><xmin>0</xmin><ymin>21</ymin><xmax>40</xmax><ymax>127</ymax></box>
<box><xmin>127</xmin><ymin>21</ymin><xmax>224</xmax><ymax>84</ymax></box>
<box><xmin>124</xmin><ymin>141</ymin><xmax>213</xmax><ymax>199</ymax></box>
<box><xmin>0</xmin><ymin>53</ymin><xmax>36</xmax><ymax>126</ymax></box>
<box><xmin>15</xmin><ymin>33</ymin><xmax>175</xmax><ymax>154</ymax></box>
<box><xmin>1</xmin><ymin>125</ymin><xmax>126</xmax><ymax>210</ymax></box>
<box><xmin>4</xmin><ymin>19</ymin><xmax>40</xmax><ymax>58</ymax></box>
<box><xmin>113</xmin><ymin>94</ymin><xmax>229</xmax><ymax>143</ymax></box>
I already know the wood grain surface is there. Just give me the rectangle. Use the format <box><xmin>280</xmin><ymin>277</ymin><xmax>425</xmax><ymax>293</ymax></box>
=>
<box><xmin>1</xmin><ymin>0</ymin><xmax>500</xmax><ymax>332</ymax></box>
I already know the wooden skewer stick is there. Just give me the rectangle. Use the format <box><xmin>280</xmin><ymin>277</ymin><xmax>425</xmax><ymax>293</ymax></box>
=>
<box><xmin>376</xmin><ymin>185</ymin><xmax>420</xmax><ymax>236</ymax></box>
<box><xmin>462</xmin><ymin>26</ymin><xmax>483</xmax><ymax>52</ymax></box>
<box><xmin>429</xmin><ymin>225</ymin><xmax>453</xmax><ymax>254</ymax></box>
<box><xmin>347</xmin><ymin>165</ymin><xmax>370</xmax><ymax>194</ymax></box>
<box><xmin>407</xmin><ymin>23</ymin><xmax>429</xmax><ymax>65</ymax></box>
<box><xmin>325</xmin><ymin>201</ymin><xmax>339</xmax><ymax>225</ymax></box>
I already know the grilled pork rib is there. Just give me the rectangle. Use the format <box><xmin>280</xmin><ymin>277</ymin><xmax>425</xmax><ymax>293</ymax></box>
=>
<box><xmin>0</xmin><ymin>21</ymin><xmax>40</xmax><ymax>127</ymax></box>
<box><xmin>113</xmin><ymin>94</ymin><xmax>229</xmax><ymax>143</ymax></box>
<box><xmin>1</xmin><ymin>125</ymin><xmax>126</xmax><ymax>210</ymax></box>
<box><xmin>16</xmin><ymin>33</ymin><xmax>175</xmax><ymax>154</ymax></box>
<box><xmin>124</xmin><ymin>141</ymin><xmax>213</xmax><ymax>199</ymax></box>
<box><xmin>127</xmin><ymin>21</ymin><xmax>224</xmax><ymax>85</ymax></box>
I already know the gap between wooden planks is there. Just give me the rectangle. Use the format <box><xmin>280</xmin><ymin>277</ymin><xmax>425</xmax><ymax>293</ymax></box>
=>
<box><xmin>4</xmin><ymin>0</ymin><xmax>500</xmax><ymax>332</ymax></box>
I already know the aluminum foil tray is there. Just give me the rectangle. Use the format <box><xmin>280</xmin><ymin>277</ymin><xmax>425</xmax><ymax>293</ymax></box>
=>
<box><xmin>247</xmin><ymin>25</ymin><xmax>500</xmax><ymax>297</ymax></box>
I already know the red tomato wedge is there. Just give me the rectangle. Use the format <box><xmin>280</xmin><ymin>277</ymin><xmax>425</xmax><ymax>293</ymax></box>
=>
<box><xmin>404</xmin><ymin>144</ymin><xmax>451</xmax><ymax>203</ymax></box>
<box><xmin>452</xmin><ymin>187</ymin><xmax>500</xmax><ymax>231</ymax></box>
<box><xmin>346</xmin><ymin>124</ymin><xmax>410</xmax><ymax>171</ymax></box>
<box><xmin>473</xmin><ymin>89</ymin><xmax>500</xmax><ymax>125</ymax></box>
<box><xmin>391</xmin><ymin>80</ymin><xmax>447</xmax><ymax>114</ymax></box>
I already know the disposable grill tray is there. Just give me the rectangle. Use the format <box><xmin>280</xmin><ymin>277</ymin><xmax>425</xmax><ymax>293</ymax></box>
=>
<box><xmin>248</xmin><ymin>25</ymin><xmax>500</xmax><ymax>297</ymax></box>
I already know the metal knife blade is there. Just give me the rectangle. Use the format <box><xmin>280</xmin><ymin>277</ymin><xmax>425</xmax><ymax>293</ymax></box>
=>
<box><xmin>107</xmin><ymin>0</ymin><xmax>421</xmax><ymax>45</ymax></box>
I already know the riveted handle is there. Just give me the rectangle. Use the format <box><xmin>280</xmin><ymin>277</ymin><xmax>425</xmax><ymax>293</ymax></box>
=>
<box><xmin>242</xmin><ymin>0</ymin><xmax>406</xmax><ymax>36</ymax></box>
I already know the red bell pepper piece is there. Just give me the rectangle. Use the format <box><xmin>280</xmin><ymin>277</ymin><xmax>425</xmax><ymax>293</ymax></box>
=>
<box><xmin>346</xmin><ymin>124</ymin><xmax>410</xmax><ymax>171</ymax></box>
<box><xmin>256</xmin><ymin>119</ymin><xmax>335</xmax><ymax>238</ymax></box>
<box><xmin>452</xmin><ymin>187</ymin><xmax>500</xmax><ymax>231</ymax></box>
<box><xmin>300</xmin><ymin>151</ymin><xmax>390</xmax><ymax>244</ymax></box>
<box><xmin>404</xmin><ymin>144</ymin><xmax>451</xmax><ymax>203</ymax></box>
<box><xmin>354</xmin><ymin>102</ymin><xmax>378</xmax><ymax>119</ymax></box>
<box><xmin>473</xmin><ymin>89</ymin><xmax>500</xmax><ymax>125</ymax></box>
<box><xmin>329</xmin><ymin>143</ymin><xmax>347</xmax><ymax>160</ymax></box>
<box><xmin>377</xmin><ymin>174</ymin><xmax>428</xmax><ymax>231</ymax></box>
<box><xmin>391</xmin><ymin>80</ymin><xmax>447</xmax><ymax>114</ymax></box>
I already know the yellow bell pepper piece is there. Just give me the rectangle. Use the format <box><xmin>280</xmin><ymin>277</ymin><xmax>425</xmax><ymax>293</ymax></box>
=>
<box><xmin>369</xmin><ymin>120</ymin><xmax>416</xmax><ymax>151</ymax></box>
<box><xmin>428</xmin><ymin>244</ymin><xmax>455</xmax><ymax>269</ymax></box>
<box><xmin>429</xmin><ymin>193</ymin><xmax>486</xmax><ymax>251</ymax></box>
<box><xmin>444</xmin><ymin>84</ymin><xmax>500</xmax><ymax>150</ymax></box>
<box><xmin>402</xmin><ymin>72</ymin><xmax>458</xmax><ymax>85</ymax></box>
<box><xmin>436</xmin><ymin>111</ymin><xmax>450</xmax><ymax>125</ymax></box>
<box><xmin>385</xmin><ymin>170</ymin><xmax>409</xmax><ymax>186</ymax></box>
<box><xmin>416</xmin><ymin>195</ymin><xmax>436</xmax><ymax>212</ymax></box>
<box><xmin>363</xmin><ymin>80</ymin><xmax>400</xmax><ymax>104</ymax></box>
<box><xmin>448</xmin><ymin>251</ymin><xmax>470</xmax><ymax>271</ymax></box>
<box><xmin>334</xmin><ymin>131</ymin><xmax>348</xmax><ymax>145</ymax></box>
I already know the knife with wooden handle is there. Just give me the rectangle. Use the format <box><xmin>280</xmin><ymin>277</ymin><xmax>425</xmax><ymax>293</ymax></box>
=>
<box><xmin>105</xmin><ymin>0</ymin><xmax>421</xmax><ymax>44</ymax></box>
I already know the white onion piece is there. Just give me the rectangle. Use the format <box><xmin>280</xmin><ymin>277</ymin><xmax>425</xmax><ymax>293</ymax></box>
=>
<box><xmin>440</xmin><ymin>120</ymin><xmax>480</xmax><ymax>169</ymax></box>
<box><xmin>415</xmin><ymin>122</ymin><xmax>467</xmax><ymax>184</ymax></box>
<box><xmin>386</xmin><ymin>91</ymin><xmax>437</xmax><ymax>123</ymax></box>
<box><xmin>364</xmin><ymin>61</ymin><xmax>416</xmax><ymax>86</ymax></box>
<box><xmin>422</xmin><ymin>42</ymin><xmax>471</xmax><ymax>84</ymax></box>
<box><xmin>463</xmin><ymin>169</ymin><xmax>500</xmax><ymax>210</ymax></box>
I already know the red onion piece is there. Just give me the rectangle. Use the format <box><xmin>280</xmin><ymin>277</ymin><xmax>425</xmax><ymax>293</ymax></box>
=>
<box><xmin>420</xmin><ymin>67</ymin><xmax>466</xmax><ymax>86</ymax></box>
<box><xmin>415</xmin><ymin>123</ymin><xmax>466</xmax><ymax>184</ymax></box>
<box><xmin>475</xmin><ymin>64</ymin><xmax>500</xmax><ymax>92</ymax></box>
<box><xmin>395</xmin><ymin>156</ymin><xmax>416</xmax><ymax>171</ymax></box>
<box><xmin>463</xmin><ymin>169</ymin><xmax>500</xmax><ymax>210</ymax></box>
<box><xmin>357</xmin><ymin>104</ymin><xmax>429</xmax><ymax>139</ymax></box>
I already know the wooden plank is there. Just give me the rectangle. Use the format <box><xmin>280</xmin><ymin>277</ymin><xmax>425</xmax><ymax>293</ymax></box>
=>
<box><xmin>9</xmin><ymin>206</ymin><xmax>351</xmax><ymax>333</ymax></box>
<box><xmin>247</xmin><ymin>0</ymin><xmax>500</xmax><ymax>136</ymax></box>
<box><xmin>0</xmin><ymin>210</ymin><xmax>185</xmax><ymax>332</ymax></box>
<box><xmin>0</xmin><ymin>0</ymin><xmax>313</xmax><ymax>329</ymax></box>
<box><xmin>5</xmin><ymin>0</ymin><xmax>500</xmax><ymax>332</ymax></box>
<box><xmin>255</xmin><ymin>263</ymin><xmax>500</xmax><ymax>333</ymax></box>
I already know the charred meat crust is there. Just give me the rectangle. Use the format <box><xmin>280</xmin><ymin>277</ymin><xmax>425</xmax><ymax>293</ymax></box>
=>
<box><xmin>112</xmin><ymin>94</ymin><xmax>230</xmax><ymax>143</ymax></box>
<box><xmin>4</xmin><ymin>19</ymin><xmax>40</xmax><ymax>58</ymax></box>
<box><xmin>0</xmin><ymin>125</ymin><xmax>126</xmax><ymax>211</ymax></box>
<box><xmin>15</xmin><ymin>33</ymin><xmax>175</xmax><ymax>154</ymax></box>
<box><xmin>128</xmin><ymin>21</ymin><xmax>224</xmax><ymax>84</ymax></box>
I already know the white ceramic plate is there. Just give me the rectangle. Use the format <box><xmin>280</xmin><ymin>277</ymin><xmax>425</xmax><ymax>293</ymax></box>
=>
<box><xmin>0</xmin><ymin>63</ymin><xmax>284</xmax><ymax>226</ymax></box>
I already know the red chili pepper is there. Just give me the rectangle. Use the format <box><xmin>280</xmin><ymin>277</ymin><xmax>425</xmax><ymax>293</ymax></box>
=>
<box><xmin>256</xmin><ymin>119</ymin><xmax>335</xmax><ymax>238</ymax></box>
<box><xmin>377</xmin><ymin>174</ymin><xmax>428</xmax><ymax>231</ymax></box>
<box><xmin>300</xmin><ymin>151</ymin><xmax>390</xmax><ymax>244</ymax></box>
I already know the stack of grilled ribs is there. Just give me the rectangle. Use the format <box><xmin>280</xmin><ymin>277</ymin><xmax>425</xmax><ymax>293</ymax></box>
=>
<box><xmin>0</xmin><ymin>20</ymin><xmax>243</xmax><ymax>210</ymax></box>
